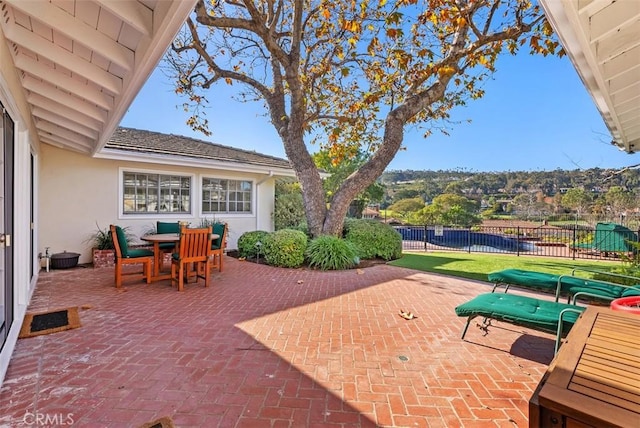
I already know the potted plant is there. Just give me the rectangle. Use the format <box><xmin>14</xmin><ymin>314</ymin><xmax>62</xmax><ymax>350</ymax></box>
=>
<box><xmin>86</xmin><ymin>223</ymin><xmax>131</xmax><ymax>268</ymax></box>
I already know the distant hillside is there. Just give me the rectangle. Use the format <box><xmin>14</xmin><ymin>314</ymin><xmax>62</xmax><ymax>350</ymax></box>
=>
<box><xmin>379</xmin><ymin>167</ymin><xmax>640</xmax><ymax>205</ymax></box>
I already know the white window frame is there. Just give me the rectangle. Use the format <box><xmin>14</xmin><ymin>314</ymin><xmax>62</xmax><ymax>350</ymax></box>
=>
<box><xmin>200</xmin><ymin>175</ymin><xmax>255</xmax><ymax>217</ymax></box>
<box><xmin>118</xmin><ymin>167</ymin><xmax>196</xmax><ymax>219</ymax></box>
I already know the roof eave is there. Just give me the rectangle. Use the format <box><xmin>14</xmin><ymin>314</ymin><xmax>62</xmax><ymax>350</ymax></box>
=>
<box><xmin>92</xmin><ymin>1</ymin><xmax>197</xmax><ymax>155</ymax></box>
<box><xmin>95</xmin><ymin>148</ymin><xmax>298</xmax><ymax>177</ymax></box>
<box><xmin>539</xmin><ymin>0</ymin><xmax>639</xmax><ymax>154</ymax></box>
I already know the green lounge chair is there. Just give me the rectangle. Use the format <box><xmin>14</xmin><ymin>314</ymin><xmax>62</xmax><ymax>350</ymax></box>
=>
<box><xmin>488</xmin><ymin>268</ymin><xmax>640</xmax><ymax>303</ymax></box>
<box><xmin>455</xmin><ymin>293</ymin><xmax>585</xmax><ymax>354</ymax></box>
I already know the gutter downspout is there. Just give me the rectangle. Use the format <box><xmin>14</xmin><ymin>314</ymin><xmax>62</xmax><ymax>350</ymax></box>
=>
<box><xmin>256</xmin><ymin>170</ymin><xmax>274</xmax><ymax>185</ymax></box>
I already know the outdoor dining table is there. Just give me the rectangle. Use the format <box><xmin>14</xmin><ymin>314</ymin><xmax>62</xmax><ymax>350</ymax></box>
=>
<box><xmin>529</xmin><ymin>306</ymin><xmax>640</xmax><ymax>427</ymax></box>
<box><xmin>141</xmin><ymin>232</ymin><xmax>219</xmax><ymax>282</ymax></box>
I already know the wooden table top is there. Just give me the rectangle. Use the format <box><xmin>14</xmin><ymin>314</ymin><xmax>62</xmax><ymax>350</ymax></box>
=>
<box><xmin>538</xmin><ymin>306</ymin><xmax>640</xmax><ymax>427</ymax></box>
<box><xmin>141</xmin><ymin>233</ymin><xmax>219</xmax><ymax>243</ymax></box>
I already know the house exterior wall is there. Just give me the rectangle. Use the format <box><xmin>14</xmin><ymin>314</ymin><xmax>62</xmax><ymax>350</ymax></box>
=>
<box><xmin>0</xmin><ymin>29</ymin><xmax>40</xmax><ymax>386</ymax></box>
<box><xmin>39</xmin><ymin>144</ymin><xmax>277</xmax><ymax>265</ymax></box>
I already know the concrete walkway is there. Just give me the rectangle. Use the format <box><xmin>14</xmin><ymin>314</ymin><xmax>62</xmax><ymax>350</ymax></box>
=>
<box><xmin>0</xmin><ymin>258</ymin><xmax>556</xmax><ymax>427</ymax></box>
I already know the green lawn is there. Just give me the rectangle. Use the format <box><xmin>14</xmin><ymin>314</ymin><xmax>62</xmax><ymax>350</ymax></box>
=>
<box><xmin>388</xmin><ymin>251</ymin><xmax>623</xmax><ymax>283</ymax></box>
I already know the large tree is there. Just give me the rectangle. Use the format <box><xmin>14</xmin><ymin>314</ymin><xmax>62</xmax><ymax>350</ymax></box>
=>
<box><xmin>412</xmin><ymin>193</ymin><xmax>480</xmax><ymax>226</ymax></box>
<box><xmin>313</xmin><ymin>148</ymin><xmax>384</xmax><ymax>217</ymax></box>
<box><xmin>167</xmin><ymin>0</ymin><xmax>559</xmax><ymax>237</ymax></box>
<box><xmin>561</xmin><ymin>188</ymin><xmax>591</xmax><ymax>218</ymax></box>
<box><xmin>603</xmin><ymin>186</ymin><xmax>635</xmax><ymax>221</ymax></box>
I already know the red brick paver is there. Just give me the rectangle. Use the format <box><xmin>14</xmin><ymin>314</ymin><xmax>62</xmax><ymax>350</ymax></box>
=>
<box><xmin>0</xmin><ymin>258</ymin><xmax>555</xmax><ymax>427</ymax></box>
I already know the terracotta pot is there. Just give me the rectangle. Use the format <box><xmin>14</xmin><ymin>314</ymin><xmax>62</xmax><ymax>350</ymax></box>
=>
<box><xmin>92</xmin><ymin>248</ymin><xmax>115</xmax><ymax>269</ymax></box>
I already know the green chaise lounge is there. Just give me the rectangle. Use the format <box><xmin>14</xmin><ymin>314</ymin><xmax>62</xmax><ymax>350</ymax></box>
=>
<box><xmin>454</xmin><ymin>293</ymin><xmax>586</xmax><ymax>354</ymax></box>
<box><xmin>488</xmin><ymin>268</ymin><xmax>640</xmax><ymax>303</ymax></box>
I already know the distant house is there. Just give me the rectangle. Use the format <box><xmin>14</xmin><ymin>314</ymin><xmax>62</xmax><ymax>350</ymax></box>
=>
<box><xmin>40</xmin><ymin>127</ymin><xmax>296</xmax><ymax>262</ymax></box>
<box><xmin>496</xmin><ymin>199</ymin><xmax>514</xmax><ymax>211</ymax></box>
<box><xmin>362</xmin><ymin>206</ymin><xmax>380</xmax><ymax>220</ymax></box>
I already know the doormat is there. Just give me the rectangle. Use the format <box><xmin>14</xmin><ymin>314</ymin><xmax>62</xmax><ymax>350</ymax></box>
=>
<box><xmin>137</xmin><ymin>416</ymin><xmax>175</xmax><ymax>428</ymax></box>
<box><xmin>19</xmin><ymin>306</ymin><xmax>81</xmax><ymax>338</ymax></box>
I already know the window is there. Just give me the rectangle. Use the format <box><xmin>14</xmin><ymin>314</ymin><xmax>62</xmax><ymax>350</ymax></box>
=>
<box><xmin>123</xmin><ymin>172</ymin><xmax>191</xmax><ymax>214</ymax></box>
<box><xmin>202</xmin><ymin>178</ymin><xmax>252</xmax><ymax>213</ymax></box>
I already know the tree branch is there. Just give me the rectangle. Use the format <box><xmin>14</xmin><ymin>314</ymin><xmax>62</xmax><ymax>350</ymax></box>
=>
<box><xmin>604</xmin><ymin>164</ymin><xmax>640</xmax><ymax>181</ymax></box>
<box><xmin>182</xmin><ymin>16</ymin><xmax>273</xmax><ymax>100</ymax></box>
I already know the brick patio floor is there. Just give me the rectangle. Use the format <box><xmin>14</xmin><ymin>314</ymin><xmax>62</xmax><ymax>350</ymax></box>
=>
<box><xmin>0</xmin><ymin>257</ymin><xmax>559</xmax><ymax>427</ymax></box>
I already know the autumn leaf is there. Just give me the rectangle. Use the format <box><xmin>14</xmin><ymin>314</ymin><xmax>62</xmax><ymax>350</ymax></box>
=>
<box><xmin>437</xmin><ymin>65</ymin><xmax>455</xmax><ymax>78</ymax></box>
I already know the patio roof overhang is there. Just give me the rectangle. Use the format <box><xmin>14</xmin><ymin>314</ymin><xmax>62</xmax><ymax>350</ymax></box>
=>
<box><xmin>0</xmin><ymin>0</ymin><xmax>197</xmax><ymax>155</ymax></box>
<box><xmin>540</xmin><ymin>0</ymin><xmax>640</xmax><ymax>154</ymax></box>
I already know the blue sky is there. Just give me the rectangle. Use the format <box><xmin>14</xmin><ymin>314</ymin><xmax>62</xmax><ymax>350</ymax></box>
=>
<box><xmin>121</xmin><ymin>50</ymin><xmax>637</xmax><ymax>173</ymax></box>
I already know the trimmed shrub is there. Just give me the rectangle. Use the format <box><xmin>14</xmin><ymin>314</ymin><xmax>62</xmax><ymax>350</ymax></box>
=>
<box><xmin>274</xmin><ymin>192</ymin><xmax>306</xmax><ymax>230</ymax></box>
<box><xmin>592</xmin><ymin>268</ymin><xmax>640</xmax><ymax>286</ymax></box>
<box><xmin>263</xmin><ymin>229</ymin><xmax>308</xmax><ymax>268</ymax></box>
<box><xmin>306</xmin><ymin>236</ymin><xmax>359</xmax><ymax>270</ymax></box>
<box><xmin>237</xmin><ymin>230</ymin><xmax>270</xmax><ymax>259</ymax></box>
<box><xmin>344</xmin><ymin>219</ymin><xmax>402</xmax><ymax>261</ymax></box>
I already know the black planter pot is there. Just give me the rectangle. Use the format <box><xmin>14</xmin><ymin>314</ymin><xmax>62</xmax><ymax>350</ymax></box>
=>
<box><xmin>50</xmin><ymin>251</ymin><xmax>80</xmax><ymax>269</ymax></box>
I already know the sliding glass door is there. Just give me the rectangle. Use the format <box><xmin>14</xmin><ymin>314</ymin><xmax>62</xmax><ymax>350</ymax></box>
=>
<box><xmin>0</xmin><ymin>102</ymin><xmax>14</xmax><ymax>351</ymax></box>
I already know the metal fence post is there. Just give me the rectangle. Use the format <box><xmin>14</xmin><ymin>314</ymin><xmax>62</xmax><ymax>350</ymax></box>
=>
<box><xmin>424</xmin><ymin>225</ymin><xmax>428</xmax><ymax>251</ymax></box>
<box><xmin>467</xmin><ymin>227</ymin><xmax>471</xmax><ymax>253</ymax></box>
<box><xmin>572</xmin><ymin>225</ymin><xmax>577</xmax><ymax>260</ymax></box>
<box><xmin>517</xmin><ymin>226</ymin><xmax>520</xmax><ymax>257</ymax></box>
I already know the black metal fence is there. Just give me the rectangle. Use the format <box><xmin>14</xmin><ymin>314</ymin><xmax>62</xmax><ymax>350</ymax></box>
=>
<box><xmin>393</xmin><ymin>224</ymin><xmax>640</xmax><ymax>261</ymax></box>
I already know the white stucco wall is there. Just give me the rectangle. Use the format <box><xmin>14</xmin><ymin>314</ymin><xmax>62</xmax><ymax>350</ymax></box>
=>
<box><xmin>0</xmin><ymin>28</ymin><xmax>40</xmax><ymax>386</ymax></box>
<box><xmin>39</xmin><ymin>144</ymin><xmax>278</xmax><ymax>264</ymax></box>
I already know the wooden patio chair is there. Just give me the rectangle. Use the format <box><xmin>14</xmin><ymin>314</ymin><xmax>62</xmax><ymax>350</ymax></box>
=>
<box><xmin>171</xmin><ymin>226</ymin><xmax>212</xmax><ymax>291</ymax></box>
<box><xmin>110</xmin><ymin>224</ymin><xmax>154</xmax><ymax>288</ymax></box>
<box><xmin>156</xmin><ymin>221</ymin><xmax>180</xmax><ymax>270</ymax></box>
<box><xmin>209</xmin><ymin>222</ymin><xmax>227</xmax><ymax>272</ymax></box>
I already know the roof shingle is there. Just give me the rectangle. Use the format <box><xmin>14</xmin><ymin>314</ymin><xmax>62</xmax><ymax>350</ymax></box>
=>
<box><xmin>105</xmin><ymin>127</ymin><xmax>291</xmax><ymax>170</ymax></box>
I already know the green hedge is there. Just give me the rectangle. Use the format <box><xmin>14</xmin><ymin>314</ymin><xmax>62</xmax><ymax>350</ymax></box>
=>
<box><xmin>263</xmin><ymin>229</ymin><xmax>308</xmax><ymax>268</ymax></box>
<box><xmin>237</xmin><ymin>230</ymin><xmax>270</xmax><ymax>259</ymax></box>
<box><xmin>344</xmin><ymin>219</ymin><xmax>402</xmax><ymax>260</ymax></box>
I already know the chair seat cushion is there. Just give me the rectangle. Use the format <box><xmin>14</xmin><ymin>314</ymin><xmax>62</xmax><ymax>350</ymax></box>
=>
<box><xmin>622</xmin><ymin>286</ymin><xmax>640</xmax><ymax>297</ymax></box>
<box><xmin>488</xmin><ymin>269</ymin><xmax>559</xmax><ymax>290</ymax></box>
<box><xmin>159</xmin><ymin>242</ymin><xmax>176</xmax><ymax>250</ymax></box>
<box><xmin>488</xmin><ymin>268</ymin><xmax>633</xmax><ymax>300</ymax></box>
<box><xmin>455</xmin><ymin>293</ymin><xmax>584</xmax><ymax>334</ymax></box>
<box><xmin>157</xmin><ymin>221</ymin><xmax>180</xmax><ymax>234</ymax></box>
<box><xmin>126</xmin><ymin>249</ymin><xmax>154</xmax><ymax>258</ymax></box>
<box><xmin>172</xmin><ymin>253</ymin><xmax>179</xmax><ymax>261</ymax></box>
<box><xmin>212</xmin><ymin>223</ymin><xmax>225</xmax><ymax>247</ymax></box>
<box><xmin>211</xmin><ymin>244</ymin><xmax>221</xmax><ymax>250</ymax></box>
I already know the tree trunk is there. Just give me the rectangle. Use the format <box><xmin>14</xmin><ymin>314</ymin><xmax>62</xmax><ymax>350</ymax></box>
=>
<box><xmin>321</xmin><ymin>113</ymin><xmax>407</xmax><ymax>236</ymax></box>
<box><xmin>278</xmin><ymin>126</ymin><xmax>327</xmax><ymax>238</ymax></box>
